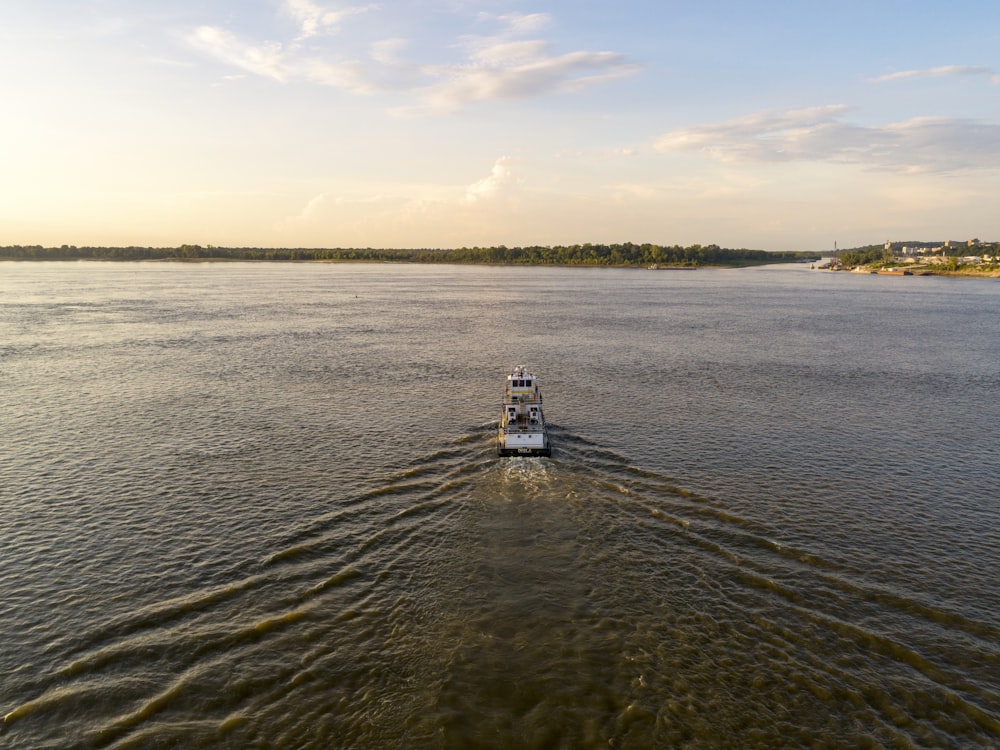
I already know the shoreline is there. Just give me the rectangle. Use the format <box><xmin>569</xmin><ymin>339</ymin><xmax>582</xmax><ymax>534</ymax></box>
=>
<box><xmin>914</xmin><ymin>268</ymin><xmax>1000</xmax><ymax>278</ymax></box>
<box><xmin>0</xmin><ymin>257</ymin><xmax>783</xmax><ymax>270</ymax></box>
<box><xmin>839</xmin><ymin>267</ymin><xmax>1000</xmax><ymax>279</ymax></box>
<box><xmin>5</xmin><ymin>256</ymin><xmax>998</xmax><ymax>277</ymax></box>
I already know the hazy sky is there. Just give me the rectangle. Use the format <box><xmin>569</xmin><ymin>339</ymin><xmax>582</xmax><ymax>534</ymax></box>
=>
<box><xmin>3</xmin><ymin>1</ymin><xmax>999</xmax><ymax>251</ymax></box>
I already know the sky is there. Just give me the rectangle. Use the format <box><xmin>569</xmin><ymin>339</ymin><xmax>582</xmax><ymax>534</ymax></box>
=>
<box><xmin>2</xmin><ymin>0</ymin><xmax>999</xmax><ymax>252</ymax></box>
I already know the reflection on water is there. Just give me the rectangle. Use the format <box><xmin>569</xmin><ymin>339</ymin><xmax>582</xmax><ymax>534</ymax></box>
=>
<box><xmin>1</xmin><ymin>262</ymin><xmax>998</xmax><ymax>748</ymax></box>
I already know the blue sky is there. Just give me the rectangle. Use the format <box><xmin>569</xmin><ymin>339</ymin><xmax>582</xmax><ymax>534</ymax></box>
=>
<box><xmin>3</xmin><ymin>1</ymin><xmax>999</xmax><ymax>251</ymax></box>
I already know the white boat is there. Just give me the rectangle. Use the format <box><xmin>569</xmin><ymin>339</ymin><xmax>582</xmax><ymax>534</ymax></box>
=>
<box><xmin>497</xmin><ymin>366</ymin><xmax>551</xmax><ymax>457</ymax></box>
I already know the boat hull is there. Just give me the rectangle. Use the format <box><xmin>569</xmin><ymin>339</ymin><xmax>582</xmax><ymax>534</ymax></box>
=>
<box><xmin>498</xmin><ymin>448</ymin><xmax>551</xmax><ymax>457</ymax></box>
<box><xmin>497</xmin><ymin>440</ymin><xmax>551</xmax><ymax>457</ymax></box>
<box><xmin>497</xmin><ymin>421</ymin><xmax>551</xmax><ymax>456</ymax></box>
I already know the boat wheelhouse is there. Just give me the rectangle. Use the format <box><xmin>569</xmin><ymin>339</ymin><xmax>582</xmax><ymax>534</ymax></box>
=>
<box><xmin>497</xmin><ymin>366</ymin><xmax>551</xmax><ymax>457</ymax></box>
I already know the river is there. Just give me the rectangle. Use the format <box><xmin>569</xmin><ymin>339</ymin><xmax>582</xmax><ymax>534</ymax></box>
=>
<box><xmin>1</xmin><ymin>261</ymin><xmax>998</xmax><ymax>748</ymax></box>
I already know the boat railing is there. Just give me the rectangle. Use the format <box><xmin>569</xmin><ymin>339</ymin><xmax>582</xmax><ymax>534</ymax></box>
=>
<box><xmin>501</xmin><ymin>423</ymin><xmax>544</xmax><ymax>435</ymax></box>
<box><xmin>502</xmin><ymin>390</ymin><xmax>542</xmax><ymax>403</ymax></box>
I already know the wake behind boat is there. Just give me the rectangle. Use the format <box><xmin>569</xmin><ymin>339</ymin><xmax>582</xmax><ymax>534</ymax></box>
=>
<box><xmin>497</xmin><ymin>365</ymin><xmax>551</xmax><ymax>457</ymax></box>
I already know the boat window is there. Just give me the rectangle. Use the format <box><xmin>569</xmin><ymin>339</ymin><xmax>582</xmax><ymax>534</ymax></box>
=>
<box><xmin>525</xmin><ymin>380</ymin><xmax>532</xmax><ymax>387</ymax></box>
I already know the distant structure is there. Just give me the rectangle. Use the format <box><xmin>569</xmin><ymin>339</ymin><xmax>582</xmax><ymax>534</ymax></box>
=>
<box><xmin>867</xmin><ymin>238</ymin><xmax>997</xmax><ymax>267</ymax></box>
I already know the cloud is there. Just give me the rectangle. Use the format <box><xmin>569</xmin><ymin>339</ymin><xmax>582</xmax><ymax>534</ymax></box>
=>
<box><xmin>189</xmin><ymin>26</ymin><xmax>287</xmax><ymax>80</ymax></box>
<box><xmin>186</xmin><ymin>8</ymin><xmax>637</xmax><ymax>114</ymax></box>
<box><xmin>273</xmin><ymin>191</ymin><xmax>402</xmax><ymax>234</ymax></box>
<box><xmin>283</xmin><ymin>0</ymin><xmax>377</xmax><ymax>41</ymax></box>
<box><xmin>460</xmin><ymin>13</ymin><xmax>552</xmax><ymax>61</ymax></box>
<box><xmin>654</xmin><ymin>106</ymin><xmax>1000</xmax><ymax>173</ymax></box>
<box><xmin>872</xmin><ymin>65</ymin><xmax>1000</xmax><ymax>84</ymax></box>
<box><xmin>410</xmin><ymin>50</ymin><xmax>636</xmax><ymax>114</ymax></box>
<box><xmin>405</xmin><ymin>12</ymin><xmax>637</xmax><ymax>113</ymax></box>
<box><xmin>275</xmin><ymin>158</ymin><xmax>523</xmax><ymax>238</ymax></box>
<box><xmin>465</xmin><ymin>157</ymin><xmax>518</xmax><ymax>203</ymax></box>
<box><xmin>469</xmin><ymin>39</ymin><xmax>550</xmax><ymax>67</ymax></box>
<box><xmin>493</xmin><ymin>12</ymin><xmax>552</xmax><ymax>37</ymax></box>
<box><xmin>187</xmin><ymin>24</ymin><xmax>379</xmax><ymax>93</ymax></box>
<box><xmin>296</xmin><ymin>192</ymin><xmax>329</xmax><ymax>222</ymax></box>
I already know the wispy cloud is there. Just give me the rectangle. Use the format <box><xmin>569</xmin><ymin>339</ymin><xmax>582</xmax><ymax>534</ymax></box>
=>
<box><xmin>186</xmin><ymin>7</ymin><xmax>637</xmax><ymax>114</ymax></box>
<box><xmin>189</xmin><ymin>26</ymin><xmax>287</xmax><ymax>81</ymax></box>
<box><xmin>283</xmin><ymin>0</ymin><xmax>377</xmax><ymax>41</ymax></box>
<box><xmin>296</xmin><ymin>192</ymin><xmax>329</xmax><ymax>222</ymax></box>
<box><xmin>490</xmin><ymin>12</ymin><xmax>552</xmax><ymax>37</ymax></box>
<box><xmin>872</xmin><ymin>64</ymin><xmax>1000</xmax><ymax>84</ymax></box>
<box><xmin>399</xmin><ymin>49</ymin><xmax>635</xmax><ymax>116</ymax></box>
<box><xmin>278</xmin><ymin>189</ymin><xmax>399</xmax><ymax>232</ymax></box>
<box><xmin>187</xmin><ymin>23</ymin><xmax>378</xmax><ymax>93</ymax></box>
<box><xmin>654</xmin><ymin>106</ymin><xmax>1000</xmax><ymax>173</ymax></box>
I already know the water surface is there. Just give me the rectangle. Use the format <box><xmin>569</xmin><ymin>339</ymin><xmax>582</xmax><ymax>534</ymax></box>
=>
<box><xmin>2</xmin><ymin>262</ymin><xmax>998</xmax><ymax>748</ymax></box>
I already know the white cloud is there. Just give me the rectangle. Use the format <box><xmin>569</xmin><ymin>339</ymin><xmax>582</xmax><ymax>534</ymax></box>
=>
<box><xmin>297</xmin><ymin>192</ymin><xmax>329</xmax><ymax>221</ymax></box>
<box><xmin>465</xmin><ymin>157</ymin><xmax>518</xmax><ymax>203</ymax></box>
<box><xmin>460</xmin><ymin>13</ymin><xmax>552</xmax><ymax>61</ymax></box>
<box><xmin>186</xmin><ymin>8</ymin><xmax>637</xmax><ymax>114</ymax></box>
<box><xmin>283</xmin><ymin>0</ymin><xmax>377</xmax><ymax>41</ymax></box>
<box><xmin>187</xmin><ymin>24</ymin><xmax>379</xmax><ymax>93</ymax></box>
<box><xmin>410</xmin><ymin>50</ymin><xmax>636</xmax><ymax>114</ymax></box>
<box><xmin>189</xmin><ymin>26</ymin><xmax>287</xmax><ymax>80</ymax></box>
<box><xmin>495</xmin><ymin>12</ymin><xmax>552</xmax><ymax>37</ymax></box>
<box><xmin>654</xmin><ymin>106</ymin><xmax>1000</xmax><ymax>173</ymax></box>
<box><xmin>469</xmin><ymin>40</ymin><xmax>550</xmax><ymax>67</ymax></box>
<box><xmin>273</xmin><ymin>159</ymin><xmax>525</xmax><ymax>240</ymax></box>
<box><xmin>277</xmin><ymin>189</ymin><xmax>400</xmax><ymax>233</ymax></box>
<box><xmin>404</xmin><ymin>11</ymin><xmax>638</xmax><ymax>113</ymax></box>
<box><xmin>872</xmin><ymin>65</ymin><xmax>999</xmax><ymax>84</ymax></box>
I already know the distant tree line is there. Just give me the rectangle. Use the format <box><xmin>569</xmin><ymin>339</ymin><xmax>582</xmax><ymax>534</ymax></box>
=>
<box><xmin>1</xmin><ymin>243</ymin><xmax>812</xmax><ymax>266</ymax></box>
<box><xmin>837</xmin><ymin>246</ymin><xmax>892</xmax><ymax>267</ymax></box>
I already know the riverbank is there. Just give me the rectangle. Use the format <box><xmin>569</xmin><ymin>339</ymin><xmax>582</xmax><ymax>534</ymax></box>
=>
<box><xmin>818</xmin><ymin>264</ymin><xmax>999</xmax><ymax>279</ymax></box>
<box><xmin>915</xmin><ymin>267</ymin><xmax>1000</xmax><ymax>278</ymax></box>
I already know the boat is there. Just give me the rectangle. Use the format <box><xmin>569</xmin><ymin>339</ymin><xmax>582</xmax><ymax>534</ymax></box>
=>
<box><xmin>497</xmin><ymin>366</ymin><xmax>551</xmax><ymax>457</ymax></box>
